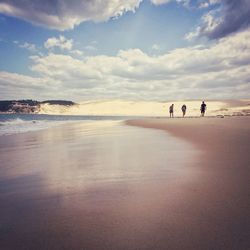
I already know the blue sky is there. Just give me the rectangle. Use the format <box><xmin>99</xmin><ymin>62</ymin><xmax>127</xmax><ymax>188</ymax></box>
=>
<box><xmin>0</xmin><ymin>0</ymin><xmax>249</xmax><ymax>101</ymax></box>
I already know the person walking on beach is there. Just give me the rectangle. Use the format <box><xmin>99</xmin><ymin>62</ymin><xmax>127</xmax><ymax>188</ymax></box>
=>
<box><xmin>181</xmin><ymin>104</ymin><xmax>187</xmax><ymax>117</ymax></box>
<box><xmin>200</xmin><ymin>101</ymin><xmax>207</xmax><ymax>117</ymax></box>
<box><xmin>169</xmin><ymin>104</ymin><xmax>174</xmax><ymax>118</ymax></box>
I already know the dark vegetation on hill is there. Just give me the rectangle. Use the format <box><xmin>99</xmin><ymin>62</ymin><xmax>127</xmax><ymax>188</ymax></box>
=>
<box><xmin>0</xmin><ymin>100</ymin><xmax>76</xmax><ymax>113</ymax></box>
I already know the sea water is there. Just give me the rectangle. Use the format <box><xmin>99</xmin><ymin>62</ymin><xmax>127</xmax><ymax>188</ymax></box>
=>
<box><xmin>0</xmin><ymin>113</ymin><xmax>139</xmax><ymax>136</ymax></box>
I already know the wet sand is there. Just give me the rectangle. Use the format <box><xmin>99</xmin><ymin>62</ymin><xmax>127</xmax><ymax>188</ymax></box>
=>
<box><xmin>0</xmin><ymin>118</ymin><xmax>249</xmax><ymax>249</ymax></box>
<box><xmin>0</xmin><ymin>121</ymin><xmax>198</xmax><ymax>250</ymax></box>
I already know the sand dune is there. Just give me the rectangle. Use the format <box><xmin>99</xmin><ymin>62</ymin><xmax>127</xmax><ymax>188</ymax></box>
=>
<box><xmin>39</xmin><ymin>99</ymin><xmax>250</xmax><ymax>117</ymax></box>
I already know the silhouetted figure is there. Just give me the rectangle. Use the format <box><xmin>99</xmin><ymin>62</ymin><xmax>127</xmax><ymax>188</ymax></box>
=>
<box><xmin>169</xmin><ymin>104</ymin><xmax>174</xmax><ymax>118</ymax></box>
<box><xmin>181</xmin><ymin>104</ymin><xmax>187</xmax><ymax>117</ymax></box>
<box><xmin>200</xmin><ymin>101</ymin><xmax>207</xmax><ymax>117</ymax></box>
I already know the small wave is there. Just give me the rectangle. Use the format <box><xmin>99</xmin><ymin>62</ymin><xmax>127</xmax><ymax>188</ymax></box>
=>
<box><xmin>0</xmin><ymin>118</ymin><xmax>27</xmax><ymax>126</ymax></box>
<box><xmin>0</xmin><ymin>118</ymin><xmax>68</xmax><ymax>136</ymax></box>
<box><xmin>0</xmin><ymin>114</ymin><xmax>125</xmax><ymax>136</ymax></box>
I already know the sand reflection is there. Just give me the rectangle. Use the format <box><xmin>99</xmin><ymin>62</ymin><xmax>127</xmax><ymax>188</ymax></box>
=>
<box><xmin>0</xmin><ymin>121</ymin><xmax>198</xmax><ymax>195</ymax></box>
<box><xmin>0</xmin><ymin>121</ymin><xmax>202</xmax><ymax>249</ymax></box>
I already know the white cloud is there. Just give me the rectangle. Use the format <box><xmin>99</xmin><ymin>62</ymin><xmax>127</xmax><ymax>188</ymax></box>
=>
<box><xmin>44</xmin><ymin>36</ymin><xmax>73</xmax><ymax>50</ymax></box>
<box><xmin>13</xmin><ymin>41</ymin><xmax>37</xmax><ymax>52</ymax></box>
<box><xmin>0</xmin><ymin>0</ymin><xmax>142</xmax><ymax>30</ymax></box>
<box><xmin>0</xmin><ymin>0</ymin><xmax>192</xmax><ymax>31</ymax></box>
<box><xmin>152</xmin><ymin>0</ymin><xmax>250</xmax><ymax>41</ymax></box>
<box><xmin>185</xmin><ymin>10</ymin><xmax>223</xmax><ymax>40</ymax></box>
<box><xmin>1</xmin><ymin>0</ymin><xmax>248</xmax><ymax>41</ymax></box>
<box><xmin>184</xmin><ymin>28</ymin><xmax>200</xmax><ymax>41</ymax></box>
<box><xmin>199</xmin><ymin>0</ymin><xmax>220</xmax><ymax>8</ymax></box>
<box><xmin>0</xmin><ymin>71</ymin><xmax>53</xmax><ymax>100</ymax></box>
<box><xmin>83</xmin><ymin>41</ymin><xmax>98</xmax><ymax>53</ymax></box>
<box><xmin>209</xmin><ymin>0</ymin><xmax>221</xmax><ymax>5</ymax></box>
<box><xmin>150</xmin><ymin>0</ymin><xmax>172</xmax><ymax>5</ymax></box>
<box><xmin>186</xmin><ymin>0</ymin><xmax>250</xmax><ymax>40</ymax></box>
<box><xmin>1</xmin><ymin>29</ymin><xmax>250</xmax><ymax>100</ymax></box>
<box><xmin>84</xmin><ymin>45</ymin><xmax>97</xmax><ymax>51</ymax></box>
<box><xmin>19</xmin><ymin>42</ymin><xmax>37</xmax><ymax>52</ymax></box>
<box><xmin>186</xmin><ymin>10</ymin><xmax>222</xmax><ymax>40</ymax></box>
<box><xmin>150</xmin><ymin>0</ymin><xmax>190</xmax><ymax>6</ymax></box>
<box><xmin>70</xmin><ymin>50</ymin><xmax>84</xmax><ymax>56</ymax></box>
<box><xmin>199</xmin><ymin>2</ymin><xmax>210</xmax><ymax>8</ymax></box>
<box><xmin>152</xmin><ymin>44</ymin><xmax>161</xmax><ymax>51</ymax></box>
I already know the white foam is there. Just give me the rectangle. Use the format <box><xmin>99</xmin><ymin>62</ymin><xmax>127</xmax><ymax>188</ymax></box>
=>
<box><xmin>0</xmin><ymin>117</ymin><xmax>122</xmax><ymax>136</ymax></box>
<box><xmin>0</xmin><ymin>118</ymin><xmax>71</xmax><ymax>136</ymax></box>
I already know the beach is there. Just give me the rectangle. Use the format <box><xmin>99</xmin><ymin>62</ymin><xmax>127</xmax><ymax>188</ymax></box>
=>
<box><xmin>1</xmin><ymin>0</ymin><xmax>250</xmax><ymax>249</ymax></box>
<box><xmin>0</xmin><ymin>117</ymin><xmax>249</xmax><ymax>249</ymax></box>
<box><xmin>127</xmin><ymin>117</ymin><xmax>250</xmax><ymax>249</ymax></box>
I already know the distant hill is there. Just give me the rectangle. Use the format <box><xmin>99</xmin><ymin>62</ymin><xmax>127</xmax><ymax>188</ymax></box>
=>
<box><xmin>0</xmin><ymin>100</ymin><xmax>76</xmax><ymax>113</ymax></box>
<box><xmin>41</xmin><ymin>100</ymin><xmax>75</xmax><ymax>106</ymax></box>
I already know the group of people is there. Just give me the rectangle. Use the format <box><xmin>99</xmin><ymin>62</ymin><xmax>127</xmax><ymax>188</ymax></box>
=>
<box><xmin>169</xmin><ymin>101</ymin><xmax>207</xmax><ymax>118</ymax></box>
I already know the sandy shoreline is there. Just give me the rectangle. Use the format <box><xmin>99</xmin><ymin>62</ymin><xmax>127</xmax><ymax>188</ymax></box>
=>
<box><xmin>0</xmin><ymin>117</ymin><xmax>249</xmax><ymax>249</ymax></box>
<box><xmin>127</xmin><ymin>117</ymin><xmax>250</xmax><ymax>249</ymax></box>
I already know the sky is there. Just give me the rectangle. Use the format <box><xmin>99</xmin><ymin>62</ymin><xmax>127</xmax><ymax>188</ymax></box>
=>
<box><xmin>0</xmin><ymin>0</ymin><xmax>250</xmax><ymax>101</ymax></box>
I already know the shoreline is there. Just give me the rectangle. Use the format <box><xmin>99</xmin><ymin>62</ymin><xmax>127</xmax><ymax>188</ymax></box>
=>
<box><xmin>0</xmin><ymin>113</ymin><xmax>249</xmax><ymax>138</ymax></box>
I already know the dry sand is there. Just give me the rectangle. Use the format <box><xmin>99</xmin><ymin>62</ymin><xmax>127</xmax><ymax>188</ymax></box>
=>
<box><xmin>127</xmin><ymin>117</ymin><xmax>250</xmax><ymax>249</ymax></box>
<box><xmin>0</xmin><ymin>117</ymin><xmax>249</xmax><ymax>249</ymax></box>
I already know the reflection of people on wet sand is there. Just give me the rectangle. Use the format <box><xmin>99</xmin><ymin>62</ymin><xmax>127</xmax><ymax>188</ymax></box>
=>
<box><xmin>181</xmin><ymin>104</ymin><xmax>187</xmax><ymax>117</ymax></box>
<box><xmin>169</xmin><ymin>104</ymin><xmax>174</xmax><ymax>118</ymax></box>
<box><xmin>200</xmin><ymin>101</ymin><xmax>207</xmax><ymax>117</ymax></box>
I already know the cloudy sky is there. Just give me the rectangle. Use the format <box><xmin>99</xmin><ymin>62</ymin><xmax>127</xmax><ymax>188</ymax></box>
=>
<box><xmin>0</xmin><ymin>0</ymin><xmax>249</xmax><ymax>101</ymax></box>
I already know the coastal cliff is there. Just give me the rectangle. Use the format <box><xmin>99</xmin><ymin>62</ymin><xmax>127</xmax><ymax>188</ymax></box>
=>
<box><xmin>0</xmin><ymin>100</ymin><xmax>75</xmax><ymax>113</ymax></box>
